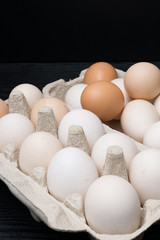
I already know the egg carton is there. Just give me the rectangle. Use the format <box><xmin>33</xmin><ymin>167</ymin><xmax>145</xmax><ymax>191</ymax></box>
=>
<box><xmin>0</xmin><ymin>68</ymin><xmax>160</xmax><ymax>240</ymax></box>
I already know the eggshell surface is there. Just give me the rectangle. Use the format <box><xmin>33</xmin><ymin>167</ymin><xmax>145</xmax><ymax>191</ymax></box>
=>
<box><xmin>47</xmin><ymin>147</ymin><xmax>98</xmax><ymax>202</ymax></box>
<box><xmin>9</xmin><ymin>83</ymin><xmax>43</xmax><ymax>109</ymax></box>
<box><xmin>153</xmin><ymin>94</ymin><xmax>160</xmax><ymax>115</ymax></box>
<box><xmin>84</xmin><ymin>175</ymin><xmax>141</xmax><ymax>234</ymax></box>
<box><xmin>124</xmin><ymin>62</ymin><xmax>160</xmax><ymax>100</ymax></box>
<box><xmin>0</xmin><ymin>99</ymin><xmax>9</xmax><ymax>117</ymax></box>
<box><xmin>143</xmin><ymin>121</ymin><xmax>160</xmax><ymax>148</ymax></box>
<box><xmin>58</xmin><ymin>109</ymin><xmax>105</xmax><ymax>149</ymax></box>
<box><xmin>19</xmin><ymin>131</ymin><xmax>63</xmax><ymax>175</ymax></box>
<box><xmin>83</xmin><ymin>62</ymin><xmax>118</xmax><ymax>85</ymax></box>
<box><xmin>0</xmin><ymin>113</ymin><xmax>35</xmax><ymax>151</ymax></box>
<box><xmin>129</xmin><ymin>149</ymin><xmax>160</xmax><ymax>205</ymax></box>
<box><xmin>64</xmin><ymin>83</ymin><xmax>87</xmax><ymax>110</ymax></box>
<box><xmin>120</xmin><ymin>99</ymin><xmax>160</xmax><ymax>142</ymax></box>
<box><xmin>31</xmin><ymin>97</ymin><xmax>69</xmax><ymax>126</ymax></box>
<box><xmin>91</xmin><ymin>132</ymin><xmax>138</xmax><ymax>174</ymax></box>
<box><xmin>81</xmin><ymin>81</ymin><xmax>124</xmax><ymax>122</ymax></box>
<box><xmin>111</xmin><ymin>78</ymin><xmax>132</xmax><ymax>106</ymax></box>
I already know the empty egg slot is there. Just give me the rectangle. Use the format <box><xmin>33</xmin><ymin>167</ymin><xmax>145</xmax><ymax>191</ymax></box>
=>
<box><xmin>42</xmin><ymin>76</ymin><xmax>83</xmax><ymax>101</ymax></box>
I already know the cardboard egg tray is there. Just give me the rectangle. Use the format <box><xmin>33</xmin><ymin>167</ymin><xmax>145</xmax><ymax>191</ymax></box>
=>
<box><xmin>0</xmin><ymin>68</ymin><xmax>160</xmax><ymax>240</ymax></box>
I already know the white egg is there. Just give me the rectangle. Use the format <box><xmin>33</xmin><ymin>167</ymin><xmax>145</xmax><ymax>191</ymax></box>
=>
<box><xmin>47</xmin><ymin>147</ymin><xmax>98</xmax><ymax>201</ymax></box>
<box><xmin>111</xmin><ymin>78</ymin><xmax>132</xmax><ymax>106</ymax></box>
<box><xmin>120</xmin><ymin>99</ymin><xmax>160</xmax><ymax>142</ymax></box>
<box><xmin>9</xmin><ymin>83</ymin><xmax>43</xmax><ymax>109</ymax></box>
<box><xmin>19</xmin><ymin>131</ymin><xmax>63</xmax><ymax>175</ymax></box>
<box><xmin>143</xmin><ymin>121</ymin><xmax>160</xmax><ymax>148</ymax></box>
<box><xmin>154</xmin><ymin>94</ymin><xmax>160</xmax><ymax>115</ymax></box>
<box><xmin>129</xmin><ymin>148</ymin><xmax>160</xmax><ymax>205</ymax></box>
<box><xmin>116</xmin><ymin>68</ymin><xmax>126</xmax><ymax>78</ymax></box>
<box><xmin>0</xmin><ymin>113</ymin><xmax>35</xmax><ymax>151</ymax></box>
<box><xmin>84</xmin><ymin>175</ymin><xmax>141</xmax><ymax>234</ymax></box>
<box><xmin>58</xmin><ymin>109</ymin><xmax>105</xmax><ymax>149</ymax></box>
<box><xmin>91</xmin><ymin>132</ymin><xmax>138</xmax><ymax>174</ymax></box>
<box><xmin>64</xmin><ymin>84</ymin><xmax>87</xmax><ymax>110</ymax></box>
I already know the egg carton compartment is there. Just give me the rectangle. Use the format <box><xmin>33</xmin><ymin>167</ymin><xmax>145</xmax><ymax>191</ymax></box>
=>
<box><xmin>0</xmin><ymin>70</ymin><xmax>160</xmax><ymax>240</ymax></box>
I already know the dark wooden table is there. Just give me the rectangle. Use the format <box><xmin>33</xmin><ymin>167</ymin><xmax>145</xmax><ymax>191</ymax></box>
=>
<box><xmin>0</xmin><ymin>62</ymin><xmax>160</xmax><ymax>240</ymax></box>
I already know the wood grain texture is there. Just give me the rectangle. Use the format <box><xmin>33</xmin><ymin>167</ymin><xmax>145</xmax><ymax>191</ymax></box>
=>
<box><xmin>0</xmin><ymin>62</ymin><xmax>160</xmax><ymax>240</ymax></box>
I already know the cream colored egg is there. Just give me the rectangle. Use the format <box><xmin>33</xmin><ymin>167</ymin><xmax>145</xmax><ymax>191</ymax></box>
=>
<box><xmin>19</xmin><ymin>131</ymin><xmax>63</xmax><ymax>175</ymax></box>
<box><xmin>0</xmin><ymin>113</ymin><xmax>35</xmax><ymax>151</ymax></box>
<box><xmin>84</xmin><ymin>175</ymin><xmax>141</xmax><ymax>234</ymax></box>
<box><xmin>0</xmin><ymin>99</ymin><xmax>9</xmax><ymax>117</ymax></box>
<box><xmin>120</xmin><ymin>99</ymin><xmax>160</xmax><ymax>142</ymax></box>
<box><xmin>124</xmin><ymin>62</ymin><xmax>160</xmax><ymax>100</ymax></box>
<box><xmin>31</xmin><ymin>97</ymin><xmax>69</xmax><ymax>127</ymax></box>
<box><xmin>9</xmin><ymin>83</ymin><xmax>43</xmax><ymax>109</ymax></box>
<box><xmin>129</xmin><ymin>148</ymin><xmax>160</xmax><ymax>205</ymax></box>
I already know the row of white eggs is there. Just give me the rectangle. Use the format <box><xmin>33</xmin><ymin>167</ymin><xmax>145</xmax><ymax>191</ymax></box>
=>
<box><xmin>0</xmin><ymin>63</ymin><xmax>160</xmax><ymax>235</ymax></box>
<box><xmin>0</xmin><ymin>108</ymin><xmax>142</xmax><ymax>235</ymax></box>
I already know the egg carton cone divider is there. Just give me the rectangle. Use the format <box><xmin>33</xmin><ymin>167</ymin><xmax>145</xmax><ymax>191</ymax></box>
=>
<box><xmin>0</xmin><ymin>68</ymin><xmax>160</xmax><ymax>240</ymax></box>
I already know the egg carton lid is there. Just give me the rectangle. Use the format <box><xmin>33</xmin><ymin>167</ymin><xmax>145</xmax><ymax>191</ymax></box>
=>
<box><xmin>0</xmin><ymin>69</ymin><xmax>160</xmax><ymax>240</ymax></box>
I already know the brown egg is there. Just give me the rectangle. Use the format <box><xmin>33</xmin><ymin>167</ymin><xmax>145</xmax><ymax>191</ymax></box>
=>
<box><xmin>83</xmin><ymin>62</ymin><xmax>118</xmax><ymax>85</ymax></box>
<box><xmin>0</xmin><ymin>99</ymin><xmax>9</xmax><ymax>117</ymax></box>
<box><xmin>124</xmin><ymin>62</ymin><xmax>160</xmax><ymax>100</ymax></box>
<box><xmin>81</xmin><ymin>81</ymin><xmax>124</xmax><ymax>122</ymax></box>
<box><xmin>31</xmin><ymin>97</ymin><xmax>69</xmax><ymax>126</ymax></box>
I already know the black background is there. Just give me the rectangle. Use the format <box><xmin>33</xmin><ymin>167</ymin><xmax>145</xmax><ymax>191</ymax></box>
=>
<box><xmin>0</xmin><ymin>0</ymin><xmax>160</xmax><ymax>63</ymax></box>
